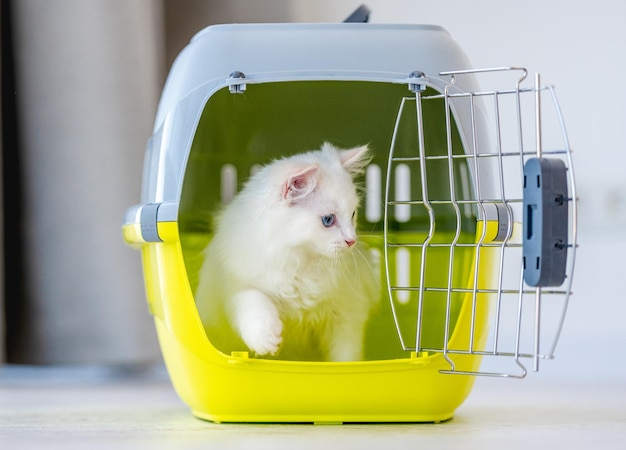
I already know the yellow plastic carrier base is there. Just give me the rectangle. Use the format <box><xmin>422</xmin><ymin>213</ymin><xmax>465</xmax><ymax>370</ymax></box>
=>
<box><xmin>124</xmin><ymin>220</ymin><xmax>497</xmax><ymax>423</ymax></box>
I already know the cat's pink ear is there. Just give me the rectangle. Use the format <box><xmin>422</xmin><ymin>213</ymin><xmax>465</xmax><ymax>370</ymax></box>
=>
<box><xmin>283</xmin><ymin>165</ymin><xmax>319</xmax><ymax>203</ymax></box>
<box><xmin>340</xmin><ymin>145</ymin><xmax>371</xmax><ymax>176</ymax></box>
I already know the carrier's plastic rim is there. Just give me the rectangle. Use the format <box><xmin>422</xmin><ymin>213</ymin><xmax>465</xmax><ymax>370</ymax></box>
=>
<box><xmin>190</xmin><ymin>23</ymin><xmax>449</xmax><ymax>44</ymax></box>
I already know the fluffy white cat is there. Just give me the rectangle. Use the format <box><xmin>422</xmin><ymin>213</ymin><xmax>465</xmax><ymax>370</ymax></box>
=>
<box><xmin>195</xmin><ymin>142</ymin><xmax>380</xmax><ymax>362</ymax></box>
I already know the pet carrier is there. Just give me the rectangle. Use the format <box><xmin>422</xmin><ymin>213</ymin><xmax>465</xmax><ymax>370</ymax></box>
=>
<box><xmin>123</xmin><ymin>21</ymin><xmax>576</xmax><ymax>423</ymax></box>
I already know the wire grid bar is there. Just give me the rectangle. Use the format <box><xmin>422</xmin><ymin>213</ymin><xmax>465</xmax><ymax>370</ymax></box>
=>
<box><xmin>383</xmin><ymin>66</ymin><xmax>577</xmax><ymax>378</ymax></box>
<box><xmin>390</xmin><ymin>149</ymin><xmax>569</xmax><ymax>162</ymax></box>
<box><xmin>389</xmin><ymin>287</ymin><xmax>570</xmax><ymax>295</ymax></box>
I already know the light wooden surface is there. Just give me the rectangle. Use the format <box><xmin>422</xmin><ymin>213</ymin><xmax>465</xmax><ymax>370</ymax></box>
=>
<box><xmin>1</xmin><ymin>365</ymin><xmax>624</xmax><ymax>449</ymax></box>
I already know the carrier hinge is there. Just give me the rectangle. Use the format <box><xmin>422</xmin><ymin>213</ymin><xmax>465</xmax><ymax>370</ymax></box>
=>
<box><xmin>228</xmin><ymin>71</ymin><xmax>247</xmax><ymax>94</ymax></box>
<box><xmin>407</xmin><ymin>70</ymin><xmax>427</xmax><ymax>92</ymax></box>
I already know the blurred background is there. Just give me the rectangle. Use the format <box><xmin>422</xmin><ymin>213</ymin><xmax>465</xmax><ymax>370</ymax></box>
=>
<box><xmin>1</xmin><ymin>0</ymin><xmax>624</xmax><ymax>382</ymax></box>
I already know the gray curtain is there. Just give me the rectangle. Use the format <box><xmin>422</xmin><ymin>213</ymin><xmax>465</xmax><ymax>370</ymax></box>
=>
<box><xmin>3</xmin><ymin>0</ymin><xmax>292</xmax><ymax>365</ymax></box>
<box><xmin>8</xmin><ymin>0</ymin><xmax>164</xmax><ymax>364</ymax></box>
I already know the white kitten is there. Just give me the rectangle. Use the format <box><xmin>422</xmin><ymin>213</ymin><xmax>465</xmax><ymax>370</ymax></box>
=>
<box><xmin>195</xmin><ymin>142</ymin><xmax>380</xmax><ymax>362</ymax></box>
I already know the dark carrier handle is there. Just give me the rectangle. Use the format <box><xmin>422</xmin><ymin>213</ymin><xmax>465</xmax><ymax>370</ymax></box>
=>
<box><xmin>522</xmin><ymin>158</ymin><xmax>569</xmax><ymax>287</ymax></box>
<box><xmin>343</xmin><ymin>5</ymin><xmax>371</xmax><ymax>23</ymax></box>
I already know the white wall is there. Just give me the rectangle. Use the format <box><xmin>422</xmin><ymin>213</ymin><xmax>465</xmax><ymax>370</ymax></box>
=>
<box><xmin>289</xmin><ymin>1</ymin><xmax>626</xmax><ymax>381</ymax></box>
<box><xmin>293</xmin><ymin>0</ymin><xmax>626</xmax><ymax>231</ymax></box>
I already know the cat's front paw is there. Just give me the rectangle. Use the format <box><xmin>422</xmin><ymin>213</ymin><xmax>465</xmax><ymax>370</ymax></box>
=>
<box><xmin>231</xmin><ymin>289</ymin><xmax>283</xmax><ymax>356</ymax></box>
<box><xmin>241</xmin><ymin>314</ymin><xmax>283</xmax><ymax>356</ymax></box>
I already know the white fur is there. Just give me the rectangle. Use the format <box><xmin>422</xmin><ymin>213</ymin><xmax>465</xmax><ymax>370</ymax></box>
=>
<box><xmin>195</xmin><ymin>143</ymin><xmax>380</xmax><ymax>361</ymax></box>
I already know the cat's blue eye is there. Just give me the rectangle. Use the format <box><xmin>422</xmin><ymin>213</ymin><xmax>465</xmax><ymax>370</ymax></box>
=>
<box><xmin>321</xmin><ymin>214</ymin><xmax>336</xmax><ymax>227</ymax></box>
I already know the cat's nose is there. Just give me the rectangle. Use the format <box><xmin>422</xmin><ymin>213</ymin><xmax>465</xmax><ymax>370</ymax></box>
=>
<box><xmin>345</xmin><ymin>239</ymin><xmax>356</xmax><ymax>248</ymax></box>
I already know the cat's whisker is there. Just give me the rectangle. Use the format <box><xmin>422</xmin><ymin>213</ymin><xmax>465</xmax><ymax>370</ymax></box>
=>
<box><xmin>349</xmin><ymin>250</ymin><xmax>363</xmax><ymax>290</ymax></box>
<box><xmin>353</xmin><ymin>245</ymin><xmax>378</xmax><ymax>280</ymax></box>
<box><xmin>335</xmin><ymin>257</ymin><xmax>353</xmax><ymax>291</ymax></box>
<box><xmin>356</xmin><ymin>233</ymin><xmax>385</xmax><ymax>244</ymax></box>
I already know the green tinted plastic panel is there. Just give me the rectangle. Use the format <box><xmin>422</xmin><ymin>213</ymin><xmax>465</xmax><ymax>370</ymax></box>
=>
<box><xmin>179</xmin><ymin>81</ymin><xmax>478</xmax><ymax>360</ymax></box>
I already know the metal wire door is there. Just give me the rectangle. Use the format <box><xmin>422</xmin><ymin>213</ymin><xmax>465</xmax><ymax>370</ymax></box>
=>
<box><xmin>384</xmin><ymin>67</ymin><xmax>577</xmax><ymax>378</ymax></box>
